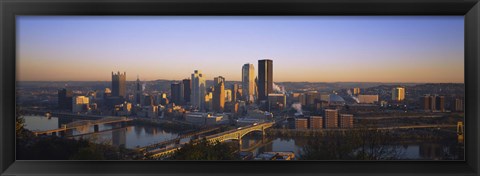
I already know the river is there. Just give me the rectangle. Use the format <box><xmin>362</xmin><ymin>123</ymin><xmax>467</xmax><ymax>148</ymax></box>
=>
<box><xmin>23</xmin><ymin>115</ymin><xmax>463</xmax><ymax>160</ymax></box>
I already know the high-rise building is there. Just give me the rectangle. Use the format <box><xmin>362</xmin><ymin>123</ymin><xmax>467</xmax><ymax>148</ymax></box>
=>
<box><xmin>455</xmin><ymin>98</ymin><xmax>464</xmax><ymax>112</ymax></box>
<box><xmin>305</xmin><ymin>91</ymin><xmax>319</xmax><ymax>106</ymax></box>
<box><xmin>339</xmin><ymin>114</ymin><xmax>354</xmax><ymax>128</ymax></box>
<box><xmin>231</xmin><ymin>83</ymin><xmax>239</xmax><ymax>102</ymax></box>
<box><xmin>353</xmin><ymin>88</ymin><xmax>361</xmax><ymax>95</ymax></box>
<box><xmin>134</xmin><ymin>76</ymin><xmax>142</xmax><ymax>105</ymax></box>
<box><xmin>242</xmin><ymin>63</ymin><xmax>256</xmax><ymax>103</ymax></box>
<box><xmin>112</xmin><ymin>71</ymin><xmax>126</xmax><ymax>98</ymax></box>
<box><xmin>225</xmin><ymin>89</ymin><xmax>232</xmax><ymax>102</ymax></box>
<box><xmin>421</xmin><ymin>95</ymin><xmax>431</xmax><ymax>111</ymax></box>
<box><xmin>421</xmin><ymin>94</ymin><xmax>444</xmax><ymax>112</ymax></box>
<box><xmin>58</xmin><ymin>88</ymin><xmax>73</xmax><ymax>110</ymax></box>
<box><xmin>171</xmin><ymin>82</ymin><xmax>184</xmax><ymax>105</ymax></box>
<box><xmin>392</xmin><ymin>87</ymin><xmax>405</xmax><ymax>101</ymax></box>
<box><xmin>309</xmin><ymin>116</ymin><xmax>323</xmax><ymax>129</ymax></box>
<box><xmin>268</xmin><ymin>93</ymin><xmax>287</xmax><ymax>110</ymax></box>
<box><xmin>258</xmin><ymin>59</ymin><xmax>273</xmax><ymax>103</ymax></box>
<box><xmin>204</xmin><ymin>92</ymin><xmax>213</xmax><ymax>112</ymax></box>
<box><xmin>324</xmin><ymin>109</ymin><xmax>338</xmax><ymax>128</ymax></box>
<box><xmin>191</xmin><ymin>70</ymin><xmax>206</xmax><ymax>110</ymax></box>
<box><xmin>214</xmin><ymin>76</ymin><xmax>225</xmax><ymax>85</ymax></box>
<box><xmin>72</xmin><ymin>96</ymin><xmax>89</xmax><ymax>113</ymax></box>
<box><xmin>182</xmin><ymin>79</ymin><xmax>191</xmax><ymax>104</ymax></box>
<box><xmin>435</xmin><ymin>96</ymin><xmax>445</xmax><ymax>112</ymax></box>
<box><xmin>143</xmin><ymin>95</ymin><xmax>154</xmax><ymax>106</ymax></box>
<box><xmin>213</xmin><ymin>77</ymin><xmax>225</xmax><ymax>112</ymax></box>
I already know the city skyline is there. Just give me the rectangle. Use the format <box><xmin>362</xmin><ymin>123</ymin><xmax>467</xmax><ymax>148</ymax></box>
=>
<box><xmin>17</xmin><ymin>16</ymin><xmax>464</xmax><ymax>83</ymax></box>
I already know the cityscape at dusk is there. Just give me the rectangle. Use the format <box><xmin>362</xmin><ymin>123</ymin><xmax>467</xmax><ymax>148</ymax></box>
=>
<box><xmin>15</xmin><ymin>16</ymin><xmax>465</xmax><ymax>161</ymax></box>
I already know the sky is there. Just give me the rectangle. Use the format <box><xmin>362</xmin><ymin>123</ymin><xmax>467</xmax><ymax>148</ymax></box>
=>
<box><xmin>16</xmin><ymin>16</ymin><xmax>464</xmax><ymax>83</ymax></box>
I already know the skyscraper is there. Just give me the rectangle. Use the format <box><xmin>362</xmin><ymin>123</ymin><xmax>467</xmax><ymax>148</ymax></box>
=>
<box><xmin>213</xmin><ymin>76</ymin><xmax>225</xmax><ymax>112</ymax></box>
<box><xmin>242</xmin><ymin>63</ymin><xmax>256</xmax><ymax>103</ymax></box>
<box><xmin>231</xmin><ymin>83</ymin><xmax>239</xmax><ymax>102</ymax></box>
<box><xmin>214</xmin><ymin>76</ymin><xmax>225</xmax><ymax>85</ymax></box>
<box><xmin>58</xmin><ymin>88</ymin><xmax>73</xmax><ymax>110</ymax></box>
<box><xmin>134</xmin><ymin>76</ymin><xmax>142</xmax><ymax>105</ymax></box>
<box><xmin>182</xmin><ymin>79</ymin><xmax>191</xmax><ymax>104</ymax></box>
<box><xmin>72</xmin><ymin>96</ymin><xmax>89</xmax><ymax>113</ymax></box>
<box><xmin>258</xmin><ymin>59</ymin><xmax>273</xmax><ymax>103</ymax></box>
<box><xmin>171</xmin><ymin>82</ymin><xmax>184</xmax><ymax>105</ymax></box>
<box><xmin>112</xmin><ymin>71</ymin><xmax>126</xmax><ymax>98</ymax></box>
<box><xmin>391</xmin><ymin>87</ymin><xmax>405</xmax><ymax>101</ymax></box>
<box><xmin>225</xmin><ymin>89</ymin><xmax>232</xmax><ymax>102</ymax></box>
<box><xmin>191</xmin><ymin>70</ymin><xmax>206</xmax><ymax>110</ymax></box>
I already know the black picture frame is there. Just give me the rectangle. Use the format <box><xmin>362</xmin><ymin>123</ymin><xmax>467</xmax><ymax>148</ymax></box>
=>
<box><xmin>1</xmin><ymin>0</ymin><xmax>479</xmax><ymax>175</ymax></box>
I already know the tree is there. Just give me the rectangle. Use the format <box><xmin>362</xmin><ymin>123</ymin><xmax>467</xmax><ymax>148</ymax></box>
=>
<box><xmin>169</xmin><ymin>138</ymin><xmax>238</xmax><ymax>160</ymax></box>
<box><xmin>300</xmin><ymin>123</ymin><xmax>403</xmax><ymax>160</ymax></box>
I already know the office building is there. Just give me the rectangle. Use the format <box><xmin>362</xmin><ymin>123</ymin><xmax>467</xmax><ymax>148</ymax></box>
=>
<box><xmin>191</xmin><ymin>70</ymin><xmax>206</xmax><ymax>110</ymax></box>
<box><xmin>171</xmin><ymin>82</ymin><xmax>184</xmax><ymax>105</ymax></box>
<box><xmin>225</xmin><ymin>89</ymin><xmax>232</xmax><ymax>102</ymax></box>
<box><xmin>214</xmin><ymin>76</ymin><xmax>225</xmax><ymax>85</ymax></box>
<box><xmin>392</xmin><ymin>87</ymin><xmax>405</xmax><ymax>101</ymax></box>
<box><xmin>258</xmin><ymin>59</ymin><xmax>273</xmax><ymax>103</ymax></box>
<box><xmin>72</xmin><ymin>96</ymin><xmax>89</xmax><ymax>113</ymax></box>
<box><xmin>357</xmin><ymin>95</ymin><xmax>379</xmax><ymax>104</ymax></box>
<box><xmin>58</xmin><ymin>88</ymin><xmax>73</xmax><ymax>110</ymax></box>
<box><xmin>112</xmin><ymin>71</ymin><xmax>126</xmax><ymax>98</ymax></box>
<box><xmin>134</xmin><ymin>76</ymin><xmax>142</xmax><ymax>105</ymax></box>
<box><xmin>242</xmin><ymin>63</ymin><xmax>256</xmax><ymax>103</ymax></box>
<box><xmin>339</xmin><ymin>114</ymin><xmax>354</xmax><ymax>128</ymax></box>
<box><xmin>268</xmin><ymin>93</ymin><xmax>287</xmax><ymax>110</ymax></box>
<box><xmin>231</xmin><ymin>83</ymin><xmax>239</xmax><ymax>102</ymax></box>
<box><xmin>204</xmin><ymin>92</ymin><xmax>213</xmax><ymax>112</ymax></box>
<box><xmin>324</xmin><ymin>109</ymin><xmax>338</xmax><ymax>128</ymax></box>
<box><xmin>182</xmin><ymin>79</ymin><xmax>191</xmax><ymax>104</ymax></box>
<box><xmin>213</xmin><ymin>77</ymin><xmax>225</xmax><ymax>112</ymax></box>
<box><xmin>435</xmin><ymin>96</ymin><xmax>445</xmax><ymax>112</ymax></box>
<box><xmin>421</xmin><ymin>94</ymin><xmax>444</xmax><ymax>112</ymax></box>
<box><xmin>305</xmin><ymin>91</ymin><xmax>319</xmax><ymax>106</ymax></box>
<box><xmin>143</xmin><ymin>95</ymin><xmax>154</xmax><ymax>106</ymax></box>
<box><xmin>455</xmin><ymin>98</ymin><xmax>464</xmax><ymax>112</ymax></box>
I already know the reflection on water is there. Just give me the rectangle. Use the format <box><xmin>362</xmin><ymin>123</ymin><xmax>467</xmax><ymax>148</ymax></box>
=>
<box><xmin>23</xmin><ymin>115</ymin><xmax>180</xmax><ymax>149</ymax></box>
<box><xmin>240</xmin><ymin>133</ymin><xmax>463</xmax><ymax>160</ymax></box>
<box><xmin>23</xmin><ymin>115</ymin><xmax>462</xmax><ymax>160</ymax></box>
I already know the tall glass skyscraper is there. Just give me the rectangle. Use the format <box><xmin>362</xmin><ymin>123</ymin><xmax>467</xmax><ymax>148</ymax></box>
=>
<box><xmin>112</xmin><ymin>71</ymin><xmax>126</xmax><ymax>98</ymax></box>
<box><xmin>191</xmin><ymin>70</ymin><xmax>206</xmax><ymax>110</ymax></box>
<box><xmin>258</xmin><ymin>59</ymin><xmax>273</xmax><ymax>103</ymax></box>
<box><xmin>242</xmin><ymin>63</ymin><xmax>255</xmax><ymax>103</ymax></box>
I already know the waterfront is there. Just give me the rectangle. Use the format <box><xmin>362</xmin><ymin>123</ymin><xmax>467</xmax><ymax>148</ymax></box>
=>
<box><xmin>24</xmin><ymin>115</ymin><xmax>463</xmax><ymax>160</ymax></box>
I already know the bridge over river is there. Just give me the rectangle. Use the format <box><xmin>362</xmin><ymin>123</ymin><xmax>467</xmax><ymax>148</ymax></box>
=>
<box><xmin>33</xmin><ymin>116</ymin><xmax>132</xmax><ymax>136</ymax></box>
<box><xmin>145</xmin><ymin>122</ymin><xmax>275</xmax><ymax>159</ymax></box>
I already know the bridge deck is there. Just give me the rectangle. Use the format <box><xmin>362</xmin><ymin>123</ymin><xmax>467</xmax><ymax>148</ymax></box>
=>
<box><xmin>33</xmin><ymin>117</ymin><xmax>132</xmax><ymax>135</ymax></box>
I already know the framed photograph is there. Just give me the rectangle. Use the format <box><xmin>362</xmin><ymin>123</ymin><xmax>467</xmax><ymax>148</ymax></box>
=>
<box><xmin>1</xmin><ymin>0</ymin><xmax>479</xmax><ymax>175</ymax></box>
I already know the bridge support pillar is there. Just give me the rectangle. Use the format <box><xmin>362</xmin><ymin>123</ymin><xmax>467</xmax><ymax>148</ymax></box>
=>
<box><xmin>94</xmin><ymin>125</ymin><xmax>99</xmax><ymax>132</ymax></box>
<box><xmin>51</xmin><ymin>132</ymin><xmax>57</xmax><ymax>136</ymax></box>
<box><xmin>121</xmin><ymin>121</ymin><xmax>126</xmax><ymax>128</ymax></box>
